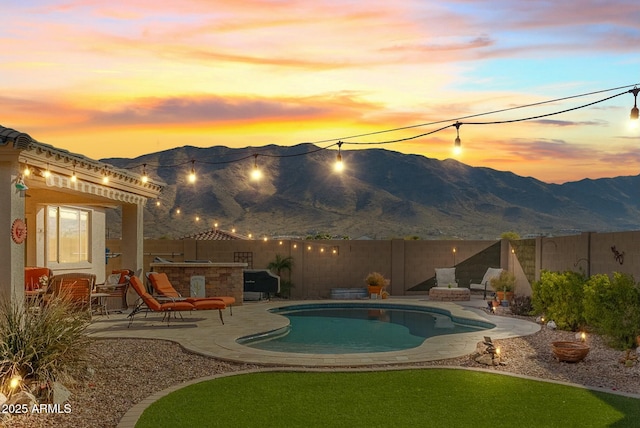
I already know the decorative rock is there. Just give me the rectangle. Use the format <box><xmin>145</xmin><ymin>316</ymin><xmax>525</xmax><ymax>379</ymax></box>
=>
<box><xmin>475</xmin><ymin>354</ymin><xmax>496</xmax><ymax>366</ymax></box>
<box><xmin>6</xmin><ymin>391</ymin><xmax>37</xmax><ymax>407</ymax></box>
<box><xmin>52</xmin><ymin>382</ymin><xmax>71</xmax><ymax>405</ymax></box>
<box><xmin>475</xmin><ymin>341</ymin><xmax>490</xmax><ymax>356</ymax></box>
<box><xmin>547</xmin><ymin>320</ymin><xmax>557</xmax><ymax>330</ymax></box>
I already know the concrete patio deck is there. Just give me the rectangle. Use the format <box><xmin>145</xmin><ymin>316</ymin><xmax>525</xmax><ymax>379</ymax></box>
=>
<box><xmin>87</xmin><ymin>296</ymin><xmax>540</xmax><ymax>367</ymax></box>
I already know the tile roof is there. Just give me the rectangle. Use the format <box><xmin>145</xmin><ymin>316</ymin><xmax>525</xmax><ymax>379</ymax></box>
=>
<box><xmin>181</xmin><ymin>228</ymin><xmax>246</xmax><ymax>240</ymax></box>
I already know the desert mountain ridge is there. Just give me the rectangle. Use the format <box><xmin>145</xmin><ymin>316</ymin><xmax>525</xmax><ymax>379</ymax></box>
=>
<box><xmin>102</xmin><ymin>144</ymin><xmax>640</xmax><ymax>240</ymax></box>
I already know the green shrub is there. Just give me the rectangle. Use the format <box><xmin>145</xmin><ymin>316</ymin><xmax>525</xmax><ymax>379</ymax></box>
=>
<box><xmin>0</xmin><ymin>297</ymin><xmax>91</xmax><ymax>400</ymax></box>
<box><xmin>583</xmin><ymin>272</ymin><xmax>640</xmax><ymax>350</ymax></box>
<box><xmin>532</xmin><ymin>270</ymin><xmax>586</xmax><ymax>331</ymax></box>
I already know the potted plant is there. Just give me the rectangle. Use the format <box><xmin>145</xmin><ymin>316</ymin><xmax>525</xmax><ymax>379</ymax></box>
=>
<box><xmin>490</xmin><ymin>271</ymin><xmax>515</xmax><ymax>304</ymax></box>
<box><xmin>365</xmin><ymin>272</ymin><xmax>389</xmax><ymax>299</ymax></box>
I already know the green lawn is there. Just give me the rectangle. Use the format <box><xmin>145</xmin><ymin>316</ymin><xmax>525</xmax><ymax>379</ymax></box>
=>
<box><xmin>136</xmin><ymin>369</ymin><xmax>640</xmax><ymax>428</ymax></box>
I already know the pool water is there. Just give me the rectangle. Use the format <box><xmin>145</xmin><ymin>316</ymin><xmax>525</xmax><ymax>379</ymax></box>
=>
<box><xmin>238</xmin><ymin>305</ymin><xmax>492</xmax><ymax>354</ymax></box>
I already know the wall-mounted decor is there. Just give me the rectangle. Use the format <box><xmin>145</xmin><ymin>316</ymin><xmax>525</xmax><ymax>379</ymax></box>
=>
<box><xmin>11</xmin><ymin>218</ymin><xmax>27</xmax><ymax>244</ymax></box>
<box><xmin>611</xmin><ymin>245</ymin><xmax>624</xmax><ymax>265</ymax></box>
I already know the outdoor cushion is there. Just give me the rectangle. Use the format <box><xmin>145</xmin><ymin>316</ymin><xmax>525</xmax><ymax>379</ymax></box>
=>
<box><xmin>435</xmin><ymin>268</ymin><xmax>457</xmax><ymax>287</ymax></box>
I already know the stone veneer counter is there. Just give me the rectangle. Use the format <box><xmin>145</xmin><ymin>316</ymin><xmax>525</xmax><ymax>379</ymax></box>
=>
<box><xmin>149</xmin><ymin>262</ymin><xmax>247</xmax><ymax>305</ymax></box>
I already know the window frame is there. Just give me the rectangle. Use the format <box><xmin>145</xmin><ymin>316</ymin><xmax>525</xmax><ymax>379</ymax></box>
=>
<box><xmin>46</xmin><ymin>205</ymin><xmax>93</xmax><ymax>269</ymax></box>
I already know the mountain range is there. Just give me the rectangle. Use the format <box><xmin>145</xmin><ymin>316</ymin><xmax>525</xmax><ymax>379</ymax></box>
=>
<box><xmin>102</xmin><ymin>144</ymin><xmax>640</xmax><ymax>240</ymax></box>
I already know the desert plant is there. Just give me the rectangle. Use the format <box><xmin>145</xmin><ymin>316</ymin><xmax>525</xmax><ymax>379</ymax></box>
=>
<box><xmin>532</xmin><ymin>270</ymin><xmax>586</xmax><ymax>331</ymax></box>
<box><xmin>490</xmin><ymin>271</ymin><xmax>515</xmax><ymax>292</ymax></box>
<box><xmin>365</xmin><ymin>272</ymin><xmax>388</xmax><ymax>287</ymax></box>
<box><xmin>267</xmin><ymin>254</ymin><xmax>294</xmax><ymax>298</ymax></box>
<box><xmin>267</xmin><ymin>254</ymin><xmax>294</xmax><ymax>277</ymax></box>
<box><xmin>0</xmin><ymin>296</ymin><xmax>91</xmax><ymax>400</ymax></box>
<box><xmin>583</xmin><ymin>272</ymin><xmax>640</xmax><ymax>350</ymax></box>
<box><xmin>510</xmin><ymin>295</ymin><xmax>533</xmax><ymax>316</ymax></box>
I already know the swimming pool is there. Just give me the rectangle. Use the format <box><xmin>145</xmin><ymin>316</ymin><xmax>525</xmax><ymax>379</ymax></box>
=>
<box><xmin>237</xmin><ymin>303</ymin><xmax>494</xmax><ymax>354</ymax></box>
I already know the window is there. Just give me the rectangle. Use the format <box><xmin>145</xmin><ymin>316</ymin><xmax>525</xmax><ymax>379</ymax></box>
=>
<box><xmin>47</xmin><ymin>206</ymin><xmax>90</xmax><ymax>264</ymax></box>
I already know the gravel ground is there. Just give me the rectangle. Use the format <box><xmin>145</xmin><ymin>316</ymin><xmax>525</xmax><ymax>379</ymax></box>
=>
<box><xmin>4</xmin><ymin>314</ymin><xmax>640</xmax><ymax>428</ymax></box>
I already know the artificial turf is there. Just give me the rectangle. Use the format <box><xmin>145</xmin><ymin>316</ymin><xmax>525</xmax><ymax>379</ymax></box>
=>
<box><xmin>135</xmin><ymin>368</ymin><xmax>640</xmax><ymax>428</ymax></box>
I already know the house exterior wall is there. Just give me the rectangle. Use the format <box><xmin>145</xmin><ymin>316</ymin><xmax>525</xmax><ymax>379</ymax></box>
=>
<box><xmin>26</xmin><ymin>201</ymin><xmax>107</xmax><ymax>283</ymax></box>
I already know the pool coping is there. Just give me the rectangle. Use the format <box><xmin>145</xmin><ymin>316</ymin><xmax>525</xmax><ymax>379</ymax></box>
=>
<box><xmin>88</xmin><ymin>298</ymin><xmax>540</xmax><ymax>367</ymax></box>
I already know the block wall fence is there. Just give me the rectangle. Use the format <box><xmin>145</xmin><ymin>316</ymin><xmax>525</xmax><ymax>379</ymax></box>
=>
<box><xmin>106</xmin><ymin>230</ymin><xmax>640</xmax><ymax>299</ymax></box>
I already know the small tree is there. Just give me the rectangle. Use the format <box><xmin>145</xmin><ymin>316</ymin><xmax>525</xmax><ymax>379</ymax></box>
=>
<box><xmin>501</xmin><ymin>231</ymin><xmax>521</xmax><ymax>240</ymax></box>
<box><xmin>532</xmin><ymin>270</ymin><xmax>586</xmax><ymax>331</ymax></box>
<box><xmin>583</xmin><ymin>272</ymin><xmax>640</xmax><ymax>350</ymax></box>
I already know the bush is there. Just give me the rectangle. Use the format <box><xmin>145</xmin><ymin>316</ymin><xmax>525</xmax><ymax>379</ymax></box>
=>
<box><xmin>510</xmin><ymin>295</ymin><xmax>533</xmax><ymax>316</ymax></box>
<box><xmin>583</xmin><ymin>272</ymin><xmax>640</xmax><ymax>350</ymax></box>
<box><xmin>0</xmin><ymin>297</ymin><xmax>91</xmax><ymax>400</ymax></box>
<box><xmin>532</xmin><ymin>270</ymin><xmax>586</xmax><ymax>331</ymax></box>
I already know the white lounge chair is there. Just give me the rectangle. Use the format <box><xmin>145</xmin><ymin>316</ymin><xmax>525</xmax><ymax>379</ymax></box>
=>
<box><xmin>470</xmin><ymin>267</ymin><xmax>503</xmax><ymax>299</ymax></box>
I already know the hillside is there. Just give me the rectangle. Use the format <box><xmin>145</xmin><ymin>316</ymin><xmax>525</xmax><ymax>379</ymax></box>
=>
<box><xmin>102</xmin><ymin>144</ymin><xmax>640</xmax><ymax>239</ymax></box>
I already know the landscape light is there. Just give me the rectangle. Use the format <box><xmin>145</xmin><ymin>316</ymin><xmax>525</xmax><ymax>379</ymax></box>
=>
<box><xmin>9</xmin><ymin>375</ymin><xmax>21</xmax><ymax>390</ymax></box>
<box><xmin>188</xmin><ymin>160</ymin><xmax>196</xmax><ymax>183</ymax></box>
<box><xmin>630</xmin><ymin>87</ymin><xmax>639</xmax><ymax>120</ymax></box>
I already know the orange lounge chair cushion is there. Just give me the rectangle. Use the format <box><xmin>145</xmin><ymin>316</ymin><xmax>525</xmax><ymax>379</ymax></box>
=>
<box><xmin>191</xmin><ymin>299</ymin><xmax>225</xmax><ymax>310</ymax></box>
<box><xmin>149</xmin><ymin>272</ymin><xmax>235</xmax><ymax>306</ymax></box>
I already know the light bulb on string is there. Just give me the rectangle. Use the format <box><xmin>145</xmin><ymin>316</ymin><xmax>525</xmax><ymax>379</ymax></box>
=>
<box><xmin>23</xmin><ymin>162</ymin><xmax>31</xmax><ymax>177</ymax></box>
<box><xmin>188</xmin><ymin>160</ymin><xmax>196</xmax><ymax>183</ymax></box>
<box><xmin>453</xmin><ymin>122</ymin><xmax>462</xmax><ymax>155</ymax></box>
<box><xmin>334</xmin><ymin>141</ymin><xmax>344</xmax><ymax>172</ymax></box>
<box><xmin>251</xmin><ymin>154</ymin><xmax>262</xmax><ymax>180</ymax></box>
<box><xmin>141</xmin><ymin>164</ymin><xmax>149</xmax><ymax>183</ymax></box>
<box><xmin>43</xmin><ymin>162</ymin><xmax>51</xmax><ymax>178</ymax></box>
<box><xmin>70</xmin><ymin>162</ymin><xmax>77</xmax><ymax>183</ymax></box>
<box><xmin>102</xmin><ymin>169</ymin><xmax>109</xmax><ymax>184</ymax></box>
<box><xmin>629</xmin><ymin>87</ymin><xmax>639</xmax><ymax>120</ymax></box>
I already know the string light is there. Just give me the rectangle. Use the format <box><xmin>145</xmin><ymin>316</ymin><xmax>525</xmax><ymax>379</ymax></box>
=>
<box><xmin>37</xmin><ymin>83</ymin><xmax>629</xmax><ymax>197</ymax></box>
<box><xmin>251</xmin><ymin>154</ymin><xmax>262</xmax><ymax>180</ymax></box>
<box><xmin>630</xmin><ymin>87</ymin><xmax>639</xmax><ymax>120</ymax></box>
<box><xmin>334</xmin><ymin>141</ymin><xmax>344</xmax><ymax>172</ymax></box>
<box><xmin>70</xmin><ymin>162</ymin><xmax>77</xmax><ymax>182</ymax></box>
<box><xmin>141</xmin><ymin>163</ymin><xmax>149</xmax><ymax>183</ymax></box>
<box><xmin>453</xmin><ymin>122</ymin><xmax>462</xmax><ymax>155</ymax></box>
<box><xmin>188</xmin><ymin>160</ymin><xmax>196</xmax><ymax>183</ymax></box>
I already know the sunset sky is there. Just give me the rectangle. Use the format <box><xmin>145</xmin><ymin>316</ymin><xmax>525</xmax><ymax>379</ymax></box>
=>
<box><xmin>2</xmin><ymin>0</ymin><xmax>639</xmax><ymax>183</ymax></box>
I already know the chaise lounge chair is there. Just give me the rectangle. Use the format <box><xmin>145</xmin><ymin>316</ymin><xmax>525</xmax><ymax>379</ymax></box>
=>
<box><xmin>147</xmin><ymin>272</ymin><xmax>236</xmax><ymax>315</ymax></box>
<box><xmin>469</xmin><ymin>267</ymin><xmax>503</xmax><ymax>299</ymax></box>
<box><xmin>127</xmin><ymin>275</ymin><xmax>226</xmax><ymax>327</ymax></box>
